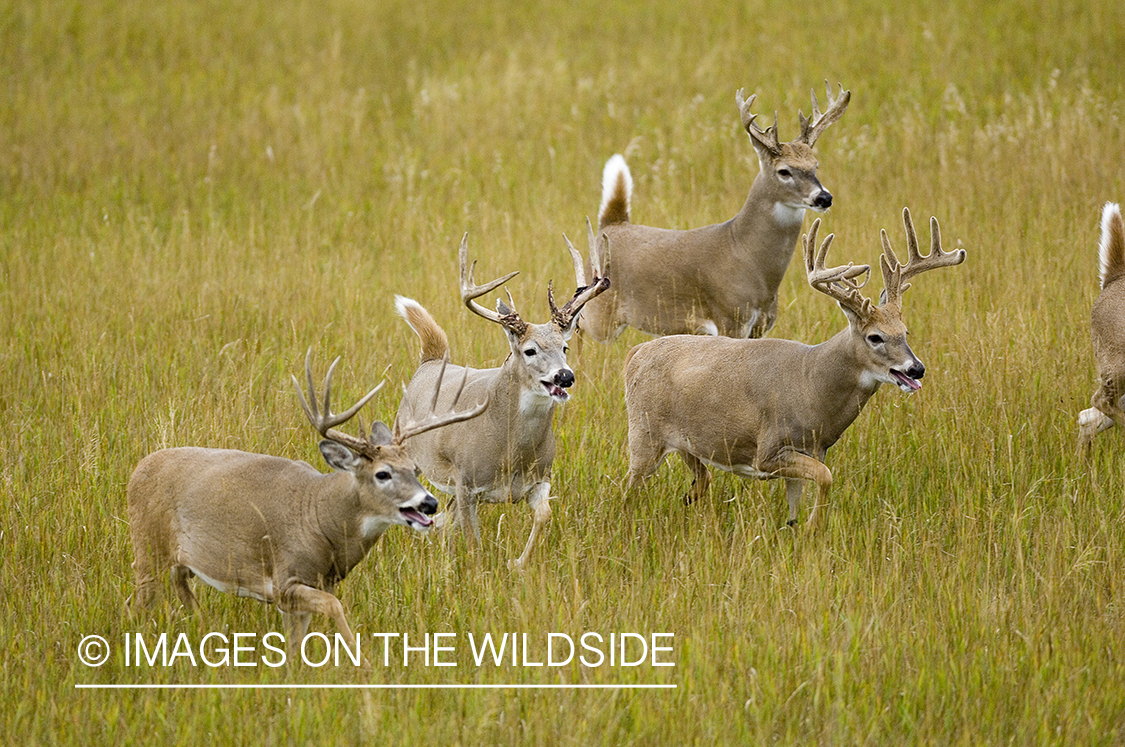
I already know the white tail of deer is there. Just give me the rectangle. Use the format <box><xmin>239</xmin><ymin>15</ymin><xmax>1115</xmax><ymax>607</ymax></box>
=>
<box><xmin>624</xmin><ymin>208</ymin><xmax>965</xmax><ymax>527</ymax></box>
<box><xmin>1079</xmin><ymin>202</ymin><xmax>1125</xmax><ymax>453</ymax></box>
<box><xmin>127</xmin><ymin>351</ymin><xmax>486</xmax><ymax>653</ymax></box>
<box><xmin>575</xmin><ymin>83</ymin><xmax>850</xmax><ymax>341</ymax></box>
<box><xmin>395</xmin><ymin>234</ymin><xmax>609</xmax><ymax>571</ymax></box>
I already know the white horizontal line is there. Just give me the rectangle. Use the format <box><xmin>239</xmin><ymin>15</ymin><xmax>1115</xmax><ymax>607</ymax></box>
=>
<box><xmin>76</xmin><ymin>683</ymin><xmax>676</xmax><ymax>690</ymax></box>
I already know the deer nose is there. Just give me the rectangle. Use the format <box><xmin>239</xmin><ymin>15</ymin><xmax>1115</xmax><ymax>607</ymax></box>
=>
<box><xmin>811</xmin><ymin>190</ymin><xmax>833</xmax><ymax>209</ymax></box>
<box><xmin>420</xmin><ymin>494</ymin><xmax>438</xmax><ymax>515</ymax></box>
<box><xmin>554</xmin><ymin>369</ymin><xmax>575</xmax><ymax>389</ymax></box>
<box><xmin>907</xmin><ymin>361</ymin><xmax>925</xmax><ymax>380</ymax></box>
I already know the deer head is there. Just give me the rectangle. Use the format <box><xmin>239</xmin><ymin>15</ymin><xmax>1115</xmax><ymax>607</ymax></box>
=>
<box><xmin>459</xmin><ymin>234</ymin><xmax>609</xmax><ymax>403</ymax></box>
<box><xmin>804</xmin><ymin>207</ymin><xmax>966</xmax><ymax>392</ymax></box>
<box><xmin>736</xmin><ymin>82</ymin><xmax>850</xmax><ymax>214</ymax></box>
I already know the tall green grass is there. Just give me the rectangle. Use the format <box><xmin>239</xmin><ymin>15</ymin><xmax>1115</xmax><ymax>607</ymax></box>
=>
<box><xmin>3</xmin><ymin>0</ymin><xmax>1125</xmax><ymax>743</ymax></box>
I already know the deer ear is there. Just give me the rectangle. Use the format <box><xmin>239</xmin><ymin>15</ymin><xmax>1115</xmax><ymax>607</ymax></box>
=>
<box><xmin>369</xmin><ymin>422</ymin><xmax>393</xmax><ymax>446</ymax></box>
<box><xmin>496</xmin><ymin>299</ymin><xmax>515</xmax><ymax>316</ymax></box>
<box><xmin>319</xmin><ymin>441</ymin><xmax>360</xmax><ymax>472</ymax></box>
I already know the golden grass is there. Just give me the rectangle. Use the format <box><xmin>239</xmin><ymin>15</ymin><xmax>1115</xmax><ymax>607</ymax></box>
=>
<box><xmin>4</xmin><ymin>0</ymin><xmax>1125</xmax><ymax>743</ymax></box>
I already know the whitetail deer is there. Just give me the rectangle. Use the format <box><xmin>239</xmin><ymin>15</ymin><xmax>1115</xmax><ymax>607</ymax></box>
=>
<box><xmin>623</xmin><ymin>208</ymin><xmax>965</xmax><ymax>526</ymax></box>
<box><xmin>395</xmin><ymin>235</ymin><xmax>609</xmax><ymax>570</ymax></box>
<box><xmin>575</xmin><ymin>83</ymin><xmax>850</xmax><ymax>342</ymax></box>
<box><xmin>1079</xmin><ymin>202</ymin><xmax>1125</xmax><ymax>453</ymax></box>
<box><xmin>127</xmin><ymin>351</ymin><xmax>486</xmax><ymax>654</ymax></box>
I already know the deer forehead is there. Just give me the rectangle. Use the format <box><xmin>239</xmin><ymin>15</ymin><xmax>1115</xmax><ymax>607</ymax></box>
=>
<box><xmin>363</xmin><ymin>446</ymin><xmax>419</xmax><ymax>475</ymax></box>
<box><xmin>518</xmin><ymin>321</ymin><xmax>568</xmax><ymax>350</ymax></box>
<box><xmin>774</xmin><ymin>142</ymin><xmax>818</xmax><ymax>170</ymax></box>
<box><xmin>862</xmin><ymin>306</ymin><xmax>908</xmax><ymax>337</ymax></box>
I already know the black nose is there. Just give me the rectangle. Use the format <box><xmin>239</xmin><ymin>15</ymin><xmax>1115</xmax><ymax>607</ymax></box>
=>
<box><xmin>420</xmin><ymin>495</ymin><xmax>438</xmax><ymax>515</ymax></box>
<box><xmin>812</xmin><ymin>191</ymin><xmax>833</xmax><ymax>209</ymax></box>
<box><xmin>554</xmin><ymin>369</ymin><xmax>575</xmax><ymax>388</ymax></box>
<box><xmin>908</xmin><ymin>361</ymin><xmax>925</xmax><ymax>380</ymax></box>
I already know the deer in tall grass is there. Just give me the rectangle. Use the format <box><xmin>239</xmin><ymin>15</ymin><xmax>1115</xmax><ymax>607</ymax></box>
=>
<box><xmin>1078</xmin><ymin>202</ymin><xmax>1125</xmax><ymax>454</ymax></box>
<box><xmin>576</xmin><ymin>83</ymin><xmax>850</xmax><ymax>342</ymax></box>
<box><xmin>395</xmin><ymin>235</ymin><xmax>609</xmax><ymax>570</ymax></box>
<box><xmin>127</xmin><ymin>351</ymin><xmax>486</xmax><ymax>654</ymax></box>
<box><xmin>623</xmin><ymin>208</ymin><xmax>966</xmax><ymax>527</ymax></box>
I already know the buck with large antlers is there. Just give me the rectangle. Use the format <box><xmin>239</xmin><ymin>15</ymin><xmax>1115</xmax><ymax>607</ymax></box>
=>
<box><xmin>127</xmin><ymin>351</ymin><xmax>486</xmax><ymax>654</ymax></box>
<box><xmin>575</xmin><ymin>83</ymin><xmax>850</xmax><ymax>342</ymax></box>
<box><xmin>1078</xmin><ymin>202</ymin><xmax>1125</xmax><ymax>454</ymax></box>
<box><xmin>623</xmin><ymin>208</ymin><xmax>966</xmax><ymax>526</ymax></box>
<box><xmin>395</xmin><ymin>235</ymin><xmax>609</xmax><ymax>570</ymax></box>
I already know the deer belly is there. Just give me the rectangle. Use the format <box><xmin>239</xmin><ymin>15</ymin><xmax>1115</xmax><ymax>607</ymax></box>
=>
<box><xmin>699</xmin><ymin>456</ymin><xmax>774</xmax><ymax>480</ymax></box>
<box><xmin>187</xmin><ymin>565</ymin><xmax>274</xmax><ymax>603</ymax></box>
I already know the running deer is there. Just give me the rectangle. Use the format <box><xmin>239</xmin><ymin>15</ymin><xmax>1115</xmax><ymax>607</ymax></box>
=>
<box><xmin>395</xmin><ymin>235</ymin><xmax>609</xmax><ymax>570</ymax></box>
<box><xmin>576</xmin><ymin>83</ymin><xmax>850</xmax><ymax>342</ymax></box>
<box><xmin>127</xmin><ymin>351</ymin><xmax>487</xmax><ymax>654</ymax></box>
<box><xmin>1078</xmin><ymin>202</ymin><xmax>1125</xmax><ymax>454</ymax></box>
<box><xmin>623</xmin><ymin>208</ymin><xmax>966</xmax><ymax>527</ymax></box>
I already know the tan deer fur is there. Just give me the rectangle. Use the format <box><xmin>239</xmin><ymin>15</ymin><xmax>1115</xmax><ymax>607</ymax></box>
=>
<box><xmin>623</xmin><ymin>208</ymin><xmax>965</xmax><ymax>527</ymax></box>
<box><xmin>127</xmin><ymin>352</ymin><xmax>486</xmax><ymax>653</ymax></box>
<box><xmin>395</xmin><ymin>234</ymin><xmax>609</xmax><ymax>570</ymax></box>
<box><xmin>1079</xmin><ymin>202</ymin><xmax>1125</xmax><ymax>452</ymax></box>
<box><xmin>576</xmin><ymin>83</ymin><xmax>850</xmax><ymax>341</ymax></box>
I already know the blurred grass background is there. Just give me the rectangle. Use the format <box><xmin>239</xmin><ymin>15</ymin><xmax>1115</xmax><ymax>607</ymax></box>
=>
<box><xmin>3</xmin><ymin>0</ymin><xmax>1125</xmax><ymax>743</ymax></box>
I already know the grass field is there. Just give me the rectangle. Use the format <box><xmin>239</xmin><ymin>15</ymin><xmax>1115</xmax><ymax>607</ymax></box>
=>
<box><xmin>4</xmin><ymin>0</ymin><xmax>1125</xmax><ymax>743</ymax></box>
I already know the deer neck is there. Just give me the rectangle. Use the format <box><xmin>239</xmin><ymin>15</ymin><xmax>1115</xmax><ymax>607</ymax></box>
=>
<box><xmin>312</xmin><ymin>472</ymin><xmax>385</xmax><ymax>582</ymax></box>
<box><xmin>730</xmin><ymin>176</ymin><xmax>807</xmax><ymax>285</ymax></box>
<box><xmin>802</xmin><ymin>329</ymin><xmax>881</xmax><ymax>441</ymax></box>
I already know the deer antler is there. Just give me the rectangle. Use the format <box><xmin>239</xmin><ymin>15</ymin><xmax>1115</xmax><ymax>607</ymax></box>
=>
<box><xmin>394</xmin><ymin>357</ymin><xmax>489</xmax><ymax>443</ymax></box>
<box><xmin>804</xmin><ymin>218</ymin><xmax>873</xmax><ymax>319</ymax></box>
<box><xmin>880</xmin><ymin>208</ymin><xmax>966</xmax><ymax>308</ymax></box>
<box><xmin>736</xmin><ymin>88</ymin><xmax>782</xmax><ymax>156</ymax></box>
<box><xmin>458</xmin><ymin>233</ymin><xmax>526</xmax><ymax>335</ymax></box>
<box><xmin>798</xmin><ymin>81</ymin><xmax>851</xmax><ymax>146</ymax></box>
<box><xmin>292</xmin><ymin>350</ymin><xmax>385</xmax><ymax>457</ymax></box>
<box><xmin>559</xmin><ymin>227</ymin><xmax>611</xmax><ymax>328</ymax></box>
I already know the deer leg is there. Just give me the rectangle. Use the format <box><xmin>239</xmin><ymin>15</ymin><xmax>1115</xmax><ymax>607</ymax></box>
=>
<box><xmin>766</xmin><ymin>450</ymin><xmax>832</xmax><ymax>529</ymax></box>
<box><xmin>624</xmin><ymin>431</ymin><xmax>667</xmax><ymax>498</ymax></box>
<box><xmin>455</xmin><ymin>483</ymin><xmax>481</xmax><ymax>546</ymax></box>
<box><xmin>783</xmin><ymin>479</ymin><xmax>804</xmax><ymax>526</ymax></box>
<box><xmin>278</xmin><ymin>583</ymin><xmax>356</xmax><ymax>655</ymax></box>
<box><xmin>1093</xmin><ymin>375</ymin><xmax>1125</xmax><ymax>424</ymax></box>
<box><xmin>509</xmin><ymin>482</ymin><xmax>552</xmax><ymax>572</ymax></box>
<box><xmin>1080</xmin><ymin>375</ymin><xmax>1125</xmax><ymax>454</ymax></box>
<box><xmin>679</xmin><ymin>452</ymin><xmax>711</xmax><ymax>505</ymax></box>
<box><xmin>170</xmin><ymin>565</ymin><xmax>200</xmax><ymax>612</ymax></box>
<box><xmin>129</xmin><ymin>551</ymin><xmax>161</xmax><ymax>610</ymax></box>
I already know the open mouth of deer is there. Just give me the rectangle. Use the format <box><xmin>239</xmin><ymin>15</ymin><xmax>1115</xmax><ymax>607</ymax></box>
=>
<box><xmin>890</xmin><ymin>369</ymin><xmax>923</xmax><ymax>393</ymax></box>
<box><xmin>400</xmin><ymin>507</ymin><xmax>434</xmax><ymax>529</ymax></box>
<box><xmin>542</xmin><ymin>381</ymin><xmax>570</xmax><ymax>402</ymax></box>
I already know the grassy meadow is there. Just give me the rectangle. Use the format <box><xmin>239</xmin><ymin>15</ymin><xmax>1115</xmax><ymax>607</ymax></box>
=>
<box><xmin>4</xmin><ymin>0</ymin><xmax>1125</xmax><ymax>743</ymax></box>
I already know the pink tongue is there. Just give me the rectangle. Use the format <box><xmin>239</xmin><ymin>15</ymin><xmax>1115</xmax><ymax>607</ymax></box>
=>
<box><xmin>892</xmin><ymin>371</ymin><xmax>922</xmax><ymax>391</ymax></box>
<box><xmin>545</xmin><ymin>384</ymin><xmax>568</xmax><ymax>399</ymax></box>
<box><xmin>401</xmin><ymin>509</ymin><xmax>433</xmax><ymax>527</ymax></box>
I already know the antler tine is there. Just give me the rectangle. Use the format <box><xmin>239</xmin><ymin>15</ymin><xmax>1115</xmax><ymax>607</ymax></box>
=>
<box><xmin>292</xmin><ymin>349</ymin><xmax>385</xmax><ymax>454</ymax></box>
<box><xmin>803</xmin><ymin>218</ymin><xmax>873</xmax><ymax>318</ymax></box>
<box><xmin>880</xmin><ymin>207</ymin><xmax>967</xmax><ymax>307</ymax></box>
<box><xmin>458</xmin><ymin>233</ymin><xmax>520</xmax><ymax>326</ymax></box>
<box><xmin>736</xmin><ymin>87</ymin><xmax>781</xmax><ymax>155</ymax></box>
<box><xmin>395</xmin><ymin>357</ymin><xmax>490</xmax><ymax>443</ymax></box>
<box><xmin>563</xmin><ymin>232</ymin><xmax>586</xmax><ymax>288</ymax></box>
<box><xmin>798</xmin><ymin>80</ymin><xmax>850</xmax><ymax>146</ymax></box>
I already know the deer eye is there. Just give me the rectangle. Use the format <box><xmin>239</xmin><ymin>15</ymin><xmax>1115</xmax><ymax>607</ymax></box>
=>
<box><xmin>524</xmin><ymin>348</ymin><xmax>537</xmax><ymax>357</ymax></box>
<box><xmin>777</xmin><ymin>168</ymin><xmax>792</xmax><ymax>178</ymax></box>
<box><xmin>867</xmin><ymin>333</ymin><xmax>885</xmax><ymax>345</ymax></box>
<box><xmin>375</xmin><ymin>470</ymin><xmax>392</xmax><ymax>481</ymax></box>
